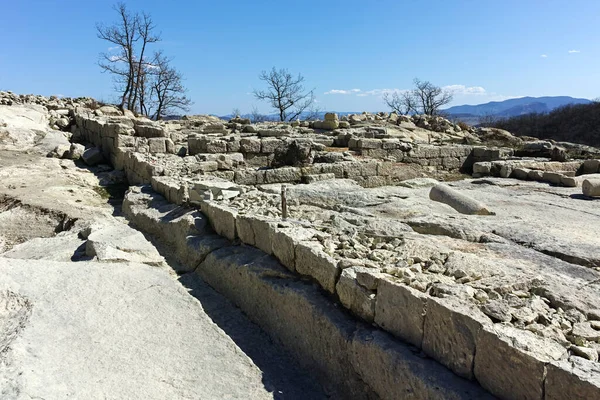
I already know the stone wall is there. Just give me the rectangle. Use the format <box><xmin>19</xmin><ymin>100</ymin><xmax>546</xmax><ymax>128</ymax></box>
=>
<box><xmin>75</xmin><ymin>111</ymin><xmax>600</xmax><ymax>400</ymax></box>
<box><xmin>348</xmin><ymin>138</ymin><xmax>513</xmax><ymax>173</ymax></box>
<box><xmin>473</xmin><ymin>159</ymin><xmax>600</xmax><ymax>187</ymax></box>
<box><xmin>123</xmin><ymin>186</ymin><xmax>494</xmax><ymax>400</ymax></box>
<box><xmin>142</xmin><ymin>182</ymin><xmax>599</xmax><ymax>400</ymax></box>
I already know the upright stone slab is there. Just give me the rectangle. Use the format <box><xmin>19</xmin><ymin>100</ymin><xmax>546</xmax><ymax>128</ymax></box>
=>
<box><xmin>336</xmin><ymin>268</ymin><xmax>376</xmax><ymax>323</ymax></box>
<box><xmin>295</xmin><ymin>241</ymin><xmax>340</xmax><ymax>294</ymax></box>
<box><xmin>374</xmin><ymin>278</ymin><xmax>427</xmax><ymax>348</ymax></box>
<box><xmin>474</xmin><ymin>324</ymin><xmax>568</xmax><ymax>400</ymax></box>
<box><xmin>271</xmin><ymin>225</ymin><xmax>316</xmax><ymax>272</ymax></box>
<box><xmin>422</xmin><ymin>297</ymin><xmax>491</xmax><ymax>380</ymax></box>
<box><xmin>200</xmin><ymin>201</ymin><xmax>237</xmax><ymax>241</ymax></box>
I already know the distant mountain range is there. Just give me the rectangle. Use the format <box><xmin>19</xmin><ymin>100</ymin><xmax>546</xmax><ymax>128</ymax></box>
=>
<box><xmin>215</xmin><ymin>96</ymin><xmax>592</xmax><ymax>124</ymax></box>
<box><xmin>443</xmin><ymin>96</ymin><xmax>591</xmax><ymax>125</ymax></box>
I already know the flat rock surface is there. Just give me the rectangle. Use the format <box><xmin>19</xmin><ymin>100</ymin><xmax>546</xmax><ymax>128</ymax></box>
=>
<box><xmin>0</xmin><ymin>140</ymin><xmax>325</xmax><ymax>399</ymax></box>
<box><xmin>0</xmin><ymin>258</ymin><xmax>322</xmax><ymax>399</ymax></box>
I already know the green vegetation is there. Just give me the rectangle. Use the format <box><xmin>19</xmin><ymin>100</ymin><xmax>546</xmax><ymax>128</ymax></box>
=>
<box><xmin>488</xmin><ymin>102</ymin><xmax>600</xmax><ymax>147</ymax></box>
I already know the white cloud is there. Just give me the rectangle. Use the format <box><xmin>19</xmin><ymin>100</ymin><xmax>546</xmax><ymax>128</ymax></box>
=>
<box><xmin>568</xmin><ymin>50</ymin><xmax>580</xmax><ymax>53</ymax></box>
<box><xmin>108</xmin><ymin>55</ymin><xmax>124</xmax><ymax>62</ymax></box>
<box><xmin>541</xmin><ymin>54</ymin><xmax>548</xmax><ymax>58</ymax></box>
<box><xmin>324</xmin><ymin>88</ymin><xmax>361</xmax><ymax>95</ymax></box>
<box><xmin>356</xmin><ymin>88</ymin><xmax>405</xmax><ymax>97</ymax></box>
<box><xmin>108</xmin><ymin>46</ymin><xmax>120</xmax><ymax>52</ymax></box>
<box><xmin>443</xmin><ymin>85</ymin><xmax>486</xmax><ymax>95</ymax></box>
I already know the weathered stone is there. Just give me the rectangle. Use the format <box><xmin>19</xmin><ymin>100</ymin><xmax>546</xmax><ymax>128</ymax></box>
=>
<box><xmin>545</xmin><ymin>357</ymin><xmax>600</xmax><ymax>400</ymax></box>
<box><xmin>336</xmin><ymin>267</ymin><xmax>376</xmax><ymax>322</ymax></box>
<box><xmin>583</xmin><ymin>179</ymin><xmax>600</xmax><ymax>197</ymax></box>
<box><xmin>481</xmin><ymin>300</ymin><xmax>512</xmax><ymax>322</ymax></box>
<box><xmin>271</xmin><ymin>225</ymin><xmax>315</xmax><ymax>272</ymax></box>
<box><xmin>295</xmin><ymin>241</ymin><xmax>340</xmax><ymax>293</ymax></box>
<box><xmin>375</xmin><ymin>278</ymin><xmax>427</xmax><ymax>347</ymax></box>
<box><xmin>82</xmin><ymin>146</ymin><xmax>104</xmax><ymax>166</ymax></box>
<box><xmin>429</xmin><ymin>184</ymin><xmax>494</xmax><ymax>215</ymax></box>
<box><xmin>148</xmin><ymin>137</ymin><xmax>166</xmax><ymax>153</ymax></box>
<box><xmin>475</xmin><ymin>324</ymin><xmax>567</xmax><ymax>400</ymax></box>
<box><xmin>423</xmin><ymin>297</ymin><xmax>491</xmax><ymax>380</ymax></box>
<box><xmin>200</xmin><ymin>201</ymin><xmax>237</xmax><ymax>240</ymax></box>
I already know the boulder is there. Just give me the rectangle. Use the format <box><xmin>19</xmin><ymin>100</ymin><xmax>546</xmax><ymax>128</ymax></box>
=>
<box><xmin>82</xmin><ymin>147</ymin><xmax>104</xmax><ymax>166</ymax></box>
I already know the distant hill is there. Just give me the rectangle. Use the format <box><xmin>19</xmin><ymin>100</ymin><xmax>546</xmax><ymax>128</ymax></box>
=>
<box><xmin>490</xmin><ymin>101</ymin><xmax>600</xmax><ymax>147</ymax></box>
<box><xmin>444</xmin><ymin>96</ymin><xmax>591</xmax><ymax>123</ymax></box>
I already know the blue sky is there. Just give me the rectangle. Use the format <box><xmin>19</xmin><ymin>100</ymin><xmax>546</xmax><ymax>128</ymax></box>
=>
<box><xmin>1</xmin><ymin>0</ymin><xmax>599</xmax><ymax>115</ymax></box>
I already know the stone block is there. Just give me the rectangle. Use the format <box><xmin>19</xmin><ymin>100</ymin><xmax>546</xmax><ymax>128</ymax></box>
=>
<box><xmin>234</xmin><ymin>169</ymin><xmax>259</xmax><ymax>185</ymax></box>
<box><xmin>561</xmin><ymin>175</ymin><xmax>578</xmax><ymax>187</ymax></box>
<box><xmin>261</xmin><ymin>138</ymin><xmax>281</xmax><ymax>154</ymax></box>
<box><xmin>362</xmin><ymin>149</ymin><xmax>387</xmax><ymax>159</ymax></box>
<box><xmin>313</xmin><ymin>120</ymin><xmax>339</xmax><ymax>130</ymax></box>
<box><xmin>226</xmin><ymin>140</ymin><xmax>241</xmax><ymax>153</ymax></box>
<box><xmin>115</xmin><ymin>134</ymin><xmax>136</xmax><ymax>148</ymax></box>
<box><xmin>264</xmin><ymin>167</ymin><xmax>302</xmax><ymax>183</ymax></box>
<box><xmin>244</xmin><ymin>154</ymin><xmax>270</xmax><ymax>168</ymax></box>
<box><xmin>303</xmin><ymin>173</ymin><xmax>336</xmax><ymax>184</ymax></box>
<box><xmin>361</xmin><ymin>176</ymin><xmax>388</xmax><ymax>188</ymax></box>
<box><xmin>442</xmin><ymin>157</ymin><xmax>462</xmax><ymax>170</ymax></box>
<box><xmin>381</xmin><ymin>139</ymin><xmax>400</xmax><ymax>150</ymax></box>
<box><xmin>235</xmin><ymin>214</ymin><xmax>255</xmax><ymax>246</ymax></box>
<box><xmin>374</xmin><ymin>278</ymin><xmax>427</xmax><ymax>347</ymax></box>
<box><xmin>360</xmin><ymin>161</ymin><xmax>378</xmax><ymax>177</ymax></box>
<box><xmin>472</xmin><ymin>162</ymin><xmax>491</xmax><ymax>177</ymax></box>
<box><xmin>583</xmin><ymin>159</ymin><xmax>600</xmax><ymax>174</ymax></box>
<box><xmin>205</xmin><ymin>140</ymin><xmax>228</xmax><ymax>153</ymax></box>
<box><xmin>82</xmin><ymin>147</ymin><xmax>104</xmax><ymax>166</ymax></box>
<box><xmin>528</xmin><ymin>169</ymin><xmax>544</xmax><ymax>181</ymax></box>
<box><xmin>545</xmin><ymin>357</ymin><xmax>600</xmax><ymax>400</ymax></box>
<box><xmin>357</xmin><ymin>139</ymin><xmax>382</xmax><ymax>149</ymax></box>
<box><xmin>512</xmin><ymin>167</ymin><xmax>530</xmax><ymax>180</ymax></box>
<box><xmin>249</xmin><ymin>215</ymin><xmax>277</xmax><ymax>255</ymax></box>
<box><xmin>271</xmin><ymin>225</ymin><xmax>316</xmax><ymax>272</ymax></box>
<box><xmin>240</xmin><ymin>138</ymin><xmax>261</xmax><ymax>153</ymax></box>
<box><xmin>148</xmin><ymin>138</ymin><xmax>166</xmax><ymax>154</ymax></box>
<box><xmin>336</xmin><ymin>267</ymin><xmax>376</xmax><ymax>323</ymax></box>
<box><xmin>319</xmin><ymin>163</ymin><xmax>345</xmax><ymax>178</ymax></box>
<box><xmin>295</xmin><ymin>241</ymin><xmax>340</xmax><ymax>293</ymax></box>
<box><xmin>475</xmin><ymin>324</ymin><xmax>567</xmax><ymax>400</ymax></box>
<box><xmin>422</xmin><ymin>297</ymin><xmax>491</xmax><ymax>380</ymax></box>
<box><xmin>200</xmin><ymin>201</ymin><xmax>237</xmax><ymax>240</ymax></box>
<box><xmin>351</xmin><ymin>329</ymin><xmax>495</xmax><ymax>400</ymax></box>
<box><xmin>543</xmin><ymin>171</ymin><xmax>564</xmax><ymax>185</ymax></box>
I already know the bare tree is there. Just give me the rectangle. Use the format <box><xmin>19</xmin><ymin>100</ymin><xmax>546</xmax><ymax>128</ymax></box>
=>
<box><xmin>130</xmin><ymin>12</ymin><xmax>160</xmax><ymax>114</ymax></box>
<box><xmin>478</xmin><ymin>112</ymin><xmax>499</xmax><ymax>127</ymax></box>
<box><xmin>97</xmin><ymin>3</ymin><xmax>191</xmax><ymax>119</ymax></box>
<box><xmin>96</xmin><ymin>3</ymin><xmax>138</xmax><ymax>111</ymax></box>
<box><xmin>253</xmin><ymin>67</ymin><xmax>315</xmax><ymax>121</ymax></box>
<box><xmin>231</xmin><ymin>108</ymin><xmax>241</xmax><ymax>118</ymax></box>
<box><xmin>304</xmin><ymin>104</ymin><xmax>323</xmax><ymax>121</ymax></box>
<box><xmin>250</xmin><ymin>106</ymin><xmax>269</xmax><ymax>123</ymax></box>
<box><xmin>383</xmin><ymin>91</ymin><xmax>417</xmax><ymax>115</ymax></box>
<box><xmin>383</xmin><ymin>78</ymin><xmax>453</xmax><ymax>116</ymax></box>
<box><xmin>97</xmin><ymin>3</ymin><xmax>161</xmax><ymax>114</ymax></box>
<box><xmin>149</xmin><ymin>52</ymin><xmax>192</xmax><ymax>120</ymax></box>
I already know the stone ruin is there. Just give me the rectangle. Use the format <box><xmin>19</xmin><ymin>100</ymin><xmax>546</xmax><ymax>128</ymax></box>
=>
<box><xmin>2</xmin><ymin>90</ymin><xmax>600</xmax><ymax>399</ymax></box>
